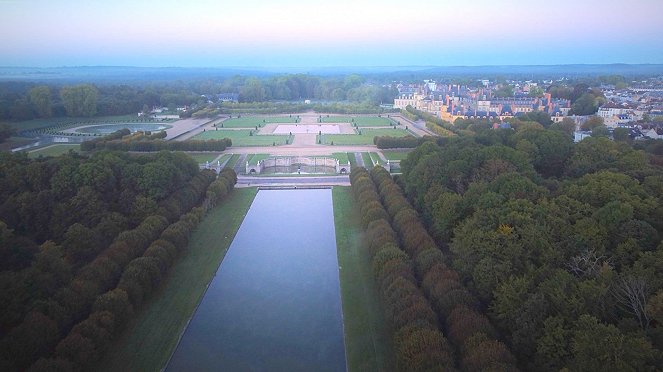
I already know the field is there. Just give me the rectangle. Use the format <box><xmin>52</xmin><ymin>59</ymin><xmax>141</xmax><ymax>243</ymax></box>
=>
<box><xmin>27</xmin><ymin>144</ymin><xmax>80</xmax><ymax>158</ymax></box>
<box><xmin>216</xmin><ymin>116</ymin><xmax>298</xmax><ymax>128</ymax></box>
<box><xmin>320</xmin><ymin>116</ymin><xmax>393</xmax><ymax>127</ymax></box>
<box><xmin>224</xmin><ymin>154</ymin><xmax>241</xmax><ymax>169</ymax></box>
<box><xmin>361</xmin><ymin>152</ymin><xmax>374</xmax><ymax>168</ymax></box>
<box><xmin>318</xmin><ymin>128</ymin><xmax>411</xmax><ymax>145</ymax></box>
<box><xmin>193</xmin><ymin>130</ymin><xmax>291</xmax><ymax>146</ymax></box>
<box><xmin>348</xmin><ymin>152</ymin><xmax>358</xmax><ymax>167</ymax></box>
<box><xmin>331</xmin><ymin>152</ymin><xmax>349</xmax><ymax>164</ymax></box>
<box><xmin>247</xmin><ymin>153</ymin><xmax>270</xmax><ymax>165</ymax></box>
<box><xmin>98</xmin><ymin>188</ymin><xmax>258</xmax><ymax>372</ymax></box>
<box><xmin>333</xmin><ymin>187</ymin><xmax>394</xmax><ymax>371</ymax></box>
<box><xmin>382</xmin><ymin>150</ymin><xmax>412</xmax><ymax>161</ymax></box>
<box><xmin>185</xmin><ymin>152</ymin><xmax>221</xmax><ymax>163</ymax></box>
<box><xmin>369</xmin><ymin>152</ymin><xmax>383</xmax><ymax>166</ymax></box>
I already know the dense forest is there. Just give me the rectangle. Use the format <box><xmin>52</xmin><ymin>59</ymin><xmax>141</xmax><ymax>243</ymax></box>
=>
<box><xmin>0</xmin><ymin>149</ymin><xmax>237</xmax><ymax>370</ymax></box>
<box><xmin>0</xmin><ymin>74</ymin><xmax>398</xmax><ymax>122</ymax></box>
<box><xmin>393</xmin><ymin>123</ymin><xmax>663</xmax><ymax>370</ymax></box>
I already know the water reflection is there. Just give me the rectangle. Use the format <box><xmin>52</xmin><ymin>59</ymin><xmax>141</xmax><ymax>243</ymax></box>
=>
<box><xmin>167</xmin><ymin>189</ymin><xmax>346</xmax><ymax>372</ymax></box>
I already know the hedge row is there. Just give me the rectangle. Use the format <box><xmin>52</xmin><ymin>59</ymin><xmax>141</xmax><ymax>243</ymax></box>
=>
<box><xmin>81</xmin><ymin>129</ymin><xmax>231</xmax><ymax>152</ymax></box>
<box><xmin>350</xmin><ymin>167</ymin><xmax>455</xmax><ymax>371</ymax></box>
<box><xmin>0</xmin><ymin>171</ymin><xmax>217</xmax><ymax>371</ymax></box>
<box><xmin>28</xmin><ymin>170</ymin><xmax>237</xmax><ymax>371</ymax></box>
<box><xmin>369</xmin><ymin>167</ymin><xmax>519</xmax><ymax>371</ymax></box>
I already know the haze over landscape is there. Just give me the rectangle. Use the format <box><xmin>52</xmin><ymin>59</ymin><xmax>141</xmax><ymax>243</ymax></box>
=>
<box><xmin>1</xmin><ymin>0</ymin><xmax>662</xmax><ymax>68</ymax></box>
<box><xmin>3</xmin><ymin>0</ymin><xmax>663</xmax><ymax>371</ymax></box>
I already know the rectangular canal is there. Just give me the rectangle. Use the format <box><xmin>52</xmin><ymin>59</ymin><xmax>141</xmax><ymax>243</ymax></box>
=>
<box><xmin>166</xmin><ymin>189</ymin><xmax>346</xmax><ymax>371</ymax></box>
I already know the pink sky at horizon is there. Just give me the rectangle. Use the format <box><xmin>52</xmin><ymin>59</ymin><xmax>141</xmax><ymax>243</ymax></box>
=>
<box><xmin>1</xmin><ymin>0</ymin><xmax>662</xmax><ymax>67</ymax></box>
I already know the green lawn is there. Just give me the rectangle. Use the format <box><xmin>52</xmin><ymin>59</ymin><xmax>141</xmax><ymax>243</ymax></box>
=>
<box><xmin>216</xmin><ymin>116</ymin><xmax>298</xmax><ymax>128</ymax></box>
<box><xmin>348</xmin><ymin>152</ymin><xmax>358</xmax><ymax>167</ymax></box>
<box><xmin>98</xmin><ymin>188</ymin><xmax>258</xmax><ymax>372</ymax></box>
<box><xmin>216</xmin><ymin>153</ymin><xmax>232</xmax><ymax>166</ymax></box>
<box><xmin>331</xmin><ymin>152</ymin><xmax>350</xmax><ymax>164</ymax></box>
<box><xmin>361</xmin><ymin>152</ymin><xmax>374</xmax><ymax>168</ymax></box>
<box><xmin>27</xmin><ymin>144</ymin><xmax>81</xmax><ymax>158</ymax></box>
<box><xmin>382</xmin><ymin>150</ymin><xmax>412</xmax><ymax>161</ymax></box>
<box><xmin>193</xmin><ymin>130</ymin><xmax>292</xmax><ymax>146</ymax></box>
<box><xmin>185</xmin><ymin>152</ymin><xmax>221</xmax><ymax>163</ymax></box>
<box><xmin>320</xmin><ymin>116</ymin><xmax>393</xmax><ymax>127</ymax></box>
<box><xmin>333</xmin><ymin>187</ymin><xmax>394</xmax><ymax>371</ymax></box>
<box><xmin>247</xmin><ymin>153</ymin><xmax>270</xmax><ymax>165</ymax></box>
<box><xmin>224</xmin><ymin>154</ymin><xmax>240</xmax><ymax>169</ymax></box>
<box><xmin>318</xmin><ymin>128</ymin><xmax>412</xmax><ymax>146</ymax></box>
<box><xmin>369</xmin><ymin>152</ymin><xmax>383</xmax><ymax>166</ymax></box>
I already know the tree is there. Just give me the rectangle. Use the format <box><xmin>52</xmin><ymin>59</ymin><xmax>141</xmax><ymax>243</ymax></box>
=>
<box><xmin>571</xmin><ymin>315</ymin><xmax>654</xmax><ymax>371</ymax></box>
<box><xmin>581</xmin><ymin>116</ymin><xmax>604</xmax><ymax>131</ymax></box>
<box><xmin>613</xmin><ymin>127</ymin><xmax>630</xmax><ymax>142</ymax></box>
<box><xmin>571</xmin><ymin>93</ymin><xmax>599</xmax><ymax>115</ymax></box>
<box><xmin>60</xmin><ymin>85</ymin><xmax>98</xmax><ymax>117</ymax></box>
<box><xmin>591</xmin><ymin>125</ymin><xmax>610</xmax><ymax>137</ymax></box>
<box><xmin>29</xmin><ymin>86</ymin><xmax>52</xmax><ymax>118</ymax></box>
<box><xmin>0</xmin><ymin>123</ymin><xmax>15</xmax><ymax>143</ymax></box>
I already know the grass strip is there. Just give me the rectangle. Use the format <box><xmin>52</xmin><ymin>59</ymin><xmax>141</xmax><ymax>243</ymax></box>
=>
<box><xmin>333</xmin><ymin>186</ymin><xmax>394</xmax><ymax>371</ymax></box>
<box><xmin>98</xmin><ymin>188</ymin><xmax>258</xmax><ymax>372</ymax></box>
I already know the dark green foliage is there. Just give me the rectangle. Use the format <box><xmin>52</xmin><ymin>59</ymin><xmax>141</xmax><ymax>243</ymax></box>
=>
<box><xmin>375</xmin><ymin>135</ymin><xmax>433</xmax><ymax>149</ymax></box>
<box><xmin>399</xmin><ymin>126</ymin><xmax>663</xmax><ymax>370</ymax></box>
<box><xmin>0</xmin><ymin>149</ymin><xmax>228</xmax><ymax>370</ymax></box>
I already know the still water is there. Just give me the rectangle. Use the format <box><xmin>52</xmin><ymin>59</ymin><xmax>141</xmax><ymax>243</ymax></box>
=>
<box><xmin>166</xmin><ymin>189</ymin><xmax>346</xmax><ymax>372</ymax></box>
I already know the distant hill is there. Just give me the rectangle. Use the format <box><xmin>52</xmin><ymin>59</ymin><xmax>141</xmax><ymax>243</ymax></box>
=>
<box><xmin>0</xmin><ymin>64</ymin><xmax>661</xmax><ymax>83</ymax></box>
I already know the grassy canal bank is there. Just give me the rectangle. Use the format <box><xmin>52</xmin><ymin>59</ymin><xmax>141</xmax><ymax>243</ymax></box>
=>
<box><xmin>333</xmin><ymin>186</ymin><xmax>394</xmax><ymax>371</ymax></box>
<box><xmin>98</xmin><ymin>187</ymin><xmax>258</xmax><ymax>371</ymax></box>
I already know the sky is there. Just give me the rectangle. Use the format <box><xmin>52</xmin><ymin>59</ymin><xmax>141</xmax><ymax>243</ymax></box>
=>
<box><xmin>1</xmin><ymin>0</ymin><xmax>662</xmax><ymax>68</ymax></box>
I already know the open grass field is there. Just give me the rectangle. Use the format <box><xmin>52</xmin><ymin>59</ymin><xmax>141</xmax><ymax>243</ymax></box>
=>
<box><xmin>98</xmin><ymin>188</ymin><xmax>258</xmax><ymax>372</ymax></box>
<box><xmin>224</xmin><ymin>154</ymin><xmax>241</xmax><ymax>169</ymax></box>
<box><xmin>27</xmin><ymin>144</ymin><xmax>80</xmax><ymax>158</ymax></box>
<box><xmin>320</xmin><ymin>116</ymin><xmax>393</xmax><ymax>127</ymax></box>
<box><xmin>331</xmin><ymin>152</ymin><xmax>349</xmax><ymax>164</ymax></box>
<box><xmin>369</xmin><ymin>152</ymin><xmax>383</xmax><ymax>166</ymax></box>
<box><xmin>361</xmin><ymin>152</ymin><xmax>374</xmax><ymax>168</ymax></box>
<box><xmin>217</xmin><ymin>116</ymin><xmax>298</xmax><ymax>128</ymax></box>
<box><xmin>193</xmin><ymin>130</ymin><xmax>291</xmax><ymax>146</ymax></box>
<box><xmin>333</xmin><ymin>187</ymin><xmax>394</xmax><ymax>371</ymax></box>
<box><xmin>185</xmin><ymin>152</ymin><xmax>221</xmax><ymax>163</ymax></box>
<box><xmin>247</xmin><ymin>153</ymin><xmax>270</xmax><ymax>165</ymax></box>
<box><xmin>348</xmin><ymin>152</ymin><xmax>358</xmax><ymax>167</ymax></box>
<box><xmin>318</xmin><ymin>128</ymin><xmax>411</xmax><ymax>146</ymax></box>
<box><xmin>382</xmin><ymin>150</ymin><xmax>412</xmax><ymax>161</ymax></box>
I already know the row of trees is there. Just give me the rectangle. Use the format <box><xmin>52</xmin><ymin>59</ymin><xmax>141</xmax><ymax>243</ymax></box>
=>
<box><xmin>0</xmin><ymin>152</ymin><xmax>216</xmax><ymax>370</ymax></box>
<box><xmin>350</xmin><ymin>167</ymin><xmax>456</xmax><ymax>371</ymax></box>
<box><xmin>374</xmin><ymin>135</ymin><xmax>432</xmax><ymax>149</ymax></box>
<box><xmin>369</xmin><ymin>166</ymin><xmax>518</xmax><ymax>371</ymax></box>
<box><xmin>0</xmin><ymin>82</ymin><xmax>200</xmax><ymax>122</ymax></box>
<box><xmin>27</xmin><ymin>169</ymin><xmax>237</xmax><ymax>371</ymax></box>
<box><xmin>81</xmin><ymin>129</ymin><xmax>231</xmax><ymax>152</ymax></box>
<box><xmin>400</xmin><ymin>124</ymin><xmax>663</xmax><ymax>370</ymax></box>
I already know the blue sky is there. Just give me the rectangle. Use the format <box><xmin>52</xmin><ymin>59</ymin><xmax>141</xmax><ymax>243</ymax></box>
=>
<box><xmin>1</xmin><ymin>0</ymin><xmax>662</xmax><ymax>67</ymax></box>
